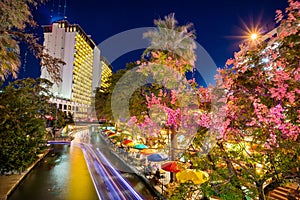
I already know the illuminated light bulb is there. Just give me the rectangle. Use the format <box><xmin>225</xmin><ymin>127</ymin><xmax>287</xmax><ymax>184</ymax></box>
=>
<box><xmin>250</xmin><ymin>33</ymin><xmax>258</xmax><ymax>40</ymax></box>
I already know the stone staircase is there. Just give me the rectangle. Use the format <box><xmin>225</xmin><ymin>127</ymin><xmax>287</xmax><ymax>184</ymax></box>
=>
<box><xmin>267</xmin><ymin>183</ymin><xmax>299</xmax><ymax>200</ymax></box>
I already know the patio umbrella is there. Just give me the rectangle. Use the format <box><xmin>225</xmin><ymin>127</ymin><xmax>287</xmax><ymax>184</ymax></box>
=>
<box><xmin>122</xmin><ymin>139</ymin><xmax>133</xmax><ymax>145</ymax></box>
<box><xmin>147</xmin><ymin>153</ymin><xmax>168</xmax><ymax>162</ymax></box>
<box><xmin>108</xmin><ymin>132</ymin><xmax>116</xmax><ymax>136</ymax></box>
<box><xmin>140</xmin><ymin>149</ymin><xmax>157</xmax><ymax>155</ymax></box>
<box><xmin>176</xmin><ymin>169</ymin><xmax>209</xmax><ymax>185</ymax></box>
<box><xmin>108</xmin><ymin>134</ymin><xmax>118</xmax><ymax>139</ymax></box>
<box><xmin>126</xmin><ymin>141</ymin><xmax>135</xmax><ymax>147</ymax></box>
<box><xmin>103</xmin><ymin>130</ymin><xmax>113</xmax><ymax>134</ymax></box>
<box><xmin>133</xmin><ymin>144</ymin><xmax>148</xmax><ymax>149</ymax></box>
<box><xmin>161</xmin><ymin>161</ymin><xmax>181</xmax><ymax>173</ymax></box>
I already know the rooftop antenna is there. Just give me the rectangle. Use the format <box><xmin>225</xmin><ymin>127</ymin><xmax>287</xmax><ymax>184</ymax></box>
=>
<box><xmin>63</xmin><ymin>0</ymin><xmax>67</xmax><ymax>19</ymax></box>
<box><xmin>50</xmin><ymin>0</ymin><xmax>66</xmax><ymax>22</ymax></box>
<box><xmin>57</xmin><ymin>0</ymin><xmax>61</xmax><ymax>18</ymax></box>
<box><xmin>50</xmin><ymin>0</ymin><xmax>55</xmax><ymax>20</ymax></box>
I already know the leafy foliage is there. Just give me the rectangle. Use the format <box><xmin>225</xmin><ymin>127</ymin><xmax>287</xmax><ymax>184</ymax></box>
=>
<box><xmin>0</xmin><ymin>78</ymin><xmax>52</xmax><ymax>174</ymax></box>
<box><xmin>143</xmin><ymin>13</ymin><xmax>196</xmax><ymax>73</ymax></box>
<box><xmin>0</xmin><ymin>0</ymin><xmax>64</xmax><ymax>82</ymax></box>
<box><xmin>95</xmin><ymin>68</ymin><xmax>126</xmax><ymax>122</ymax></box>
<box><xmin>95</xmin><ymin>61</ymin><xmax>151</xmax><ymax>123</ymax></box>
<box><xmin>188</xmin><ymin>1</ymin><xmax>300</xmax><ymax>199</ymax></box>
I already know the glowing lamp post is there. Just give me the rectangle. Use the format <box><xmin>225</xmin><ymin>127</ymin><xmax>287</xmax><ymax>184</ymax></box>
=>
<box><xmin>250</xmin><ymin>33</ymin><xmax>258</xmax><ymax>41</ymax></box>
<box><xmin>249</xmin><ymin>32</ymin><xmax>261</xmax><ymax>46</ymax></box>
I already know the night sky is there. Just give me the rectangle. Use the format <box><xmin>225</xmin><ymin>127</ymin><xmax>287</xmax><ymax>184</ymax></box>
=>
<box><xmin>17</xmin><ymin>0</ymin><xmax>288</xmax><ymax>84</ymax></box>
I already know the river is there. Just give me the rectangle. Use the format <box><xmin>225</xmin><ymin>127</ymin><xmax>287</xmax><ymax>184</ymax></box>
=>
<box><xmin>8</xmin><ymin>144</ymin><xmax>99</xmax><ymax>200</ymax></box>
<box><xmin>8</xmin><ymin>129</ymin><xmax>161</xmax><ymax>200</ymax></box>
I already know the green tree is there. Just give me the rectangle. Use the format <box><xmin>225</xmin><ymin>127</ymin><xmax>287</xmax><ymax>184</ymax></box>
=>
<box><xmin>0</xmin><ymin>0</ymin><xmax>64</xmax><ymax>82</ymax></box>
<box><xmin>141</xmin><ymin>13</ymin><xmax>197</xmax><ymax>183</ymax></box>
<box><xmin>95</xmin><ymin>61</ymin><xmax>150</xmax><ymax>124</ymax></box>
<box><xmin>143</xmin><ymin>13</ymin><xmax>196</xmax><ymax>73</ymax></box>
<box><xmin>0</xmin><ymin>78</ymin><xmax>52</xmax><ymax>174</ymax></box>
<box><xmin>95</xmin><ymin>68</ymin><xmax>125</xmax><ymax>122</ymax></box>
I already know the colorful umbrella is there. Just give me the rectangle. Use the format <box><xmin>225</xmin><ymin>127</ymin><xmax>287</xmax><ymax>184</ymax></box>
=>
<box><xmin>140</xmin><ymin>148</ymin><xmax>157</xmax><ymax>155</ymax></box>
<box><xmin>108</xmin><ymin>134</ymin><xmax>118</xmax><ymax>139</ymax></box>
<box><xmin>103</xmin><ymin>130</ymin><xmax>113</xmax><ymax>134</ymax></box>
<box><xmin>133</xmin><ymin>144</ymin><xmax>148</xmax><ymax>149</ymax></box>
<box><xmin>122</xmin><ymin>139</ymin><xmax>133</xmax><ymax>145</ymax></box>
<box><xmin>126</xmin><ymin>142</ymin><xmax>135</xmax><ymax>147</ymax></box>
<box><xmin>161</xmin><ymin>161</ymin><xmax>181</xmax><ymax>173</ymax></box>
<box><xmin>147</xmin><ymin>153</ymin><xmax>168</xmax><ymax>162</ymax></box>
<box><xmin>176</xmin><ymin>169</ymin><xmax>209</xmax><ymax>185</ymax></box>
<box><xmin>108</xmin><ymin>132</ymin><xmax>116</xmax><ymax>136</ymax></box>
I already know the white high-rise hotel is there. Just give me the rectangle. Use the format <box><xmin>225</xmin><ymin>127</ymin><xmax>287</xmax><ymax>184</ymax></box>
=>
<box><xmin>40</xmin><ymin>20</ymin><xmax>102</xmax><ymax>121</ymax></box>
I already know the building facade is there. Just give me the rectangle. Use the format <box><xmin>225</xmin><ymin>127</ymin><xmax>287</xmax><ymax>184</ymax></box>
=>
<box><xmin>100</xmin><ymin>56</ymin><xmax>113</xmax><ymax>91</ymax></box>
<box><xmin>41</xmin><ymin>20</ymin><xmax>101</xmax><ymax>121</ymax></box>
<box><xmin>88</xmin><ymin>56</ymin><xmax>113</xmax><ymax>122</ymax></box>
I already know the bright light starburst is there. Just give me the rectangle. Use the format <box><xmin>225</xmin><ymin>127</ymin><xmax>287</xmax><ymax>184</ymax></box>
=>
<box><xmin>225</xmin><ymin>13</ymin><xmax>270</xmax><ymax>47</ymax></box>
<box><xmin>250</xmin><ymin>33</ymin><xmax>258</xmax><ymax>40</ymax></box>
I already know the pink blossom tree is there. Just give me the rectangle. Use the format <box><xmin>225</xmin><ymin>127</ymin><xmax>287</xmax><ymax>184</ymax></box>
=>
<box><xmin>126</xmin><ymin>13</ymin><xmax>202</xmax><ymax>183</ymax></box>
<box><xmin>189</xmin><ymin>1</ymin><xmax>300</xmax><ymax>199</ymax></box>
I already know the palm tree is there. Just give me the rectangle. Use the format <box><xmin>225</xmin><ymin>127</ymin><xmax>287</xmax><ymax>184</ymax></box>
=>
<box><xmin>143</xmin><ymin>13</ymin><xmax>196</xmax><ymax>73</ymax></box>
<box><xmin>142</xmin><ymin>13</ymin><xmax>197</xmax><ymax>182</ymax></box>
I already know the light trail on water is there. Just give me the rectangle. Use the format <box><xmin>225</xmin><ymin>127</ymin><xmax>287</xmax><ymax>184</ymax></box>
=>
<box><xmin>80</xmin><ymin>143</ymin><xmax>143</xmax><ymax>200</ymax></box>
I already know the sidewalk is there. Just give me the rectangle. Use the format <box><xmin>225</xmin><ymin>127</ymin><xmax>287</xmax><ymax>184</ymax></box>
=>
<box><xmin>0</xmin><ymin>149</ymin><xmax>50</xmax><ymax>200</ymax></box>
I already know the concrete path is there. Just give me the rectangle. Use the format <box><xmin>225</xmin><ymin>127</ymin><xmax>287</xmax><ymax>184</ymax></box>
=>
<box><xmin>0</xmin><ymin>174</ymin><xmax>23</xmax><ymax>200</ymax></box>
<box><xmin>0</xmin><ymin>150</ymin><xmax>50</xmax><ymax>200</ymax></box>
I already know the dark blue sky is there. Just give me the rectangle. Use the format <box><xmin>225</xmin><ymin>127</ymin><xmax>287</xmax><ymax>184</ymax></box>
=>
<box><xmin>18</xmin><ymin>0</ymin><xmax>288</xmax><ymax>81</ymax></box>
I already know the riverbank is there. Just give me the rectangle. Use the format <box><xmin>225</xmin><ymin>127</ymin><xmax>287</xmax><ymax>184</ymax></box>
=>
<box><xmin>0</xmin><ymin>148</ymin><xmax>50</xmax><ymax>200</ymax></box>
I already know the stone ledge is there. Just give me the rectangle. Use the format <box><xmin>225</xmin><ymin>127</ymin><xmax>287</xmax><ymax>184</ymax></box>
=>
<box><xmin>0</xmin><ymin>149</ymin><xmax>50</xmax><ymax>200</ymax></box>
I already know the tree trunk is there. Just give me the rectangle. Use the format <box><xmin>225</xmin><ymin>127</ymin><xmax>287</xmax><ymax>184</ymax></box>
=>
<box><xmin>257</xmin><ymin>182</ymin><xmax>266</xmax><ymax>200</ymax></box>
<box><xmin>207</xmin><ymin>153</ymin><xmax>216</xmax><ymax>170</ymax></box>
<box><xmin>218</xmin><ymin>142</ymin><xmax>248</xmax><ymax>199</ymax></box>
<box><xmin>170</xmin><ymin>126</ymin><xmax>178</xmax><ymax>182</ymax></box>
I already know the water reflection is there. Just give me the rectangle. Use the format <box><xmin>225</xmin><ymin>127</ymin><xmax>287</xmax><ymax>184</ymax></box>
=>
<box><xmin>67</xmin><ymin>145</ymin><xmax>98</xmax><ymax>200</ymax></box>
<box><xmin>8</xmin><ymin>145</ymin><xmax>98</xmax><ymax>200</ymax></box>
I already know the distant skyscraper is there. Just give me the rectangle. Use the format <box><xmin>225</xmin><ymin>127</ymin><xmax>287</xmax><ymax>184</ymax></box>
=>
<box><xmin>40</xmin><ymin>20</ymin><xmax>101</xmax><ymax>121</ymax></box>
<box><xmin>100</xmin><ymin>57</ymin><xmax>112</xmax><ymax>91</ymax></box>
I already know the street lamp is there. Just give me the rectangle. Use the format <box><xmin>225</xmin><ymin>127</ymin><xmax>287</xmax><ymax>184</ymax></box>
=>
<box><xmin>250</xmin><ymin>33</ymin><xmax>258</xmax><ymax>41</ymax></box>
<box><xmin>247</xmin><ymin>31</ymin><xmax>262</xmax><ymax>47</ymax></box>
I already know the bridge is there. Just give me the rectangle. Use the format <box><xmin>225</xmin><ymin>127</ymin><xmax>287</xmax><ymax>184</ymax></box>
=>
<box><xmin>47</xmin><ymin>138</ymin><xmax>72</xmax><ymax>145</ymax></box>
